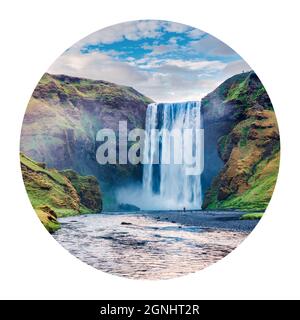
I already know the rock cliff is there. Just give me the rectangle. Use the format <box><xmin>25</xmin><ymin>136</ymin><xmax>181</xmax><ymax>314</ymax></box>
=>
<box><xmin>20</xmin><ymin>73</ymin><xmax>153</xmax><ymax>209</ymax></box>
<box><xmin>202</xmin><ymin>71</ymin><xmax>280</xmax><ymax>211</ymax></box>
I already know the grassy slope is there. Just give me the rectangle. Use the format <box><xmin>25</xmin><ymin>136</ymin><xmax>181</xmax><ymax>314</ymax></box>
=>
<box><xmin>35</xmin><ymin>206</ymin><xmax>60</xmax><ymax>233</ymax></box>
<box><xmin>203</xmin><ymin>72</ymin><xmax>280</xmax><ymax>212</ymax></box>
<box><xmin>21</xmin><ymin>153</ymin><xmax>101</xmax><ymax>232</ymax></box>
<box><xmin>22</xmin><ymin>73</ymin><xmax>153</xmax><ymax>210</ymax></box>
<box><xmin>219</xmin><ymin>152</ymin><xmax>279</xmax><ymax>211</ymax></box>
<box><xmin>38</xmin><ymin>73</ymin><xmax>153</xmax><ymax>106</ymax></box>
<box><xmin>60</xmin><ymin>169</ymin><xmax>102</xmax><ymax>212</ymax></box>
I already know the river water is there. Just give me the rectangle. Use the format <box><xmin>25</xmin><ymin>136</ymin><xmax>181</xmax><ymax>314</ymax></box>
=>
<box><xmin>53</xmin><ymin>212</ymin><xmax>248</xmax><ymax>280</ymax></box>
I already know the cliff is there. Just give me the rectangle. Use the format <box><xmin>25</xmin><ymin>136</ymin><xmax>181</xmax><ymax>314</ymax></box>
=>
<box><xmin>202</xmin><ymin>71</ymin><xmax>280</xmax><ymax>211</ymax></box>
<box><xmin>21</xmin><ymin>153</ymin><xmax>102</xmax><ymax>232</ymax></box>
<box><xmin>20</xmin><ymin>73</ymin><xmax>153</xmax><ymax>209</ymax></box>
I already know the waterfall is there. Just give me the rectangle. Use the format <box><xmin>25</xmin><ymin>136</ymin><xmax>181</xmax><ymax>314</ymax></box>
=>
<box><xmin>142</xmin><ymin>101</ymin><xmax>204</xmax><ymax>210</ymax></box>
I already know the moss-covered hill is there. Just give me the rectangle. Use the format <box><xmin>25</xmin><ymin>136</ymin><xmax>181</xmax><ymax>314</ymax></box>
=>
<box><xmin>20</xmin><ymin>73</ymin><xmax>153</xmax><ymax>209</ymax></box>
<box><xmin>21</xmin><ymin>153</ymin><xmax>102</xmax><ymax>232</ymax></box>
<box><xmin>202</xmin><ymin>71</ymin><xmax>280</xmax><ymax>211</ymax></box>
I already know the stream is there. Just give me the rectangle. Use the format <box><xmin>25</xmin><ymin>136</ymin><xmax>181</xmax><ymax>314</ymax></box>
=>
<box><xmin>53</xmin><ymin>211</ymin><xmax>250</xmax><ymax>279</ymax></box>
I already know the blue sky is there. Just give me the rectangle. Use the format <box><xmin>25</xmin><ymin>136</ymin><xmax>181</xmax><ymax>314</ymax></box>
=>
<box><xmin>48</xmin><ymin>20</ymin><xmax>251</xmax><ymax>101</ymax></box>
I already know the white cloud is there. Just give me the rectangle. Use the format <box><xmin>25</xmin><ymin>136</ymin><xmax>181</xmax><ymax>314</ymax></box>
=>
<box><xmin>47</xmin><ymin>21</ymin><xmax>252</xmax><ymax>103</ymax></box>
<box><xmin>48</xmin><ymin>46</ymin><xmax>244</xmax><ymax>102</ymax></box>
<box><xmin>48</xmin><ymin>47</ymin><xmax>148</xmax><ymax>85</ymax></box>
<box><xmin>142</xmin><ymin>43</ymin><xmax>179</xmax><ymax>56</ymax></box>
<box><xmin>162</xmin><ymin>21</ymin><xmax>190</xmax><ymax>33</ymax></box>
<box><xmin>222</xmin><ymin>59</ymin><xmax>251</xmax><ymax>77</ymax></box>
<box><xmin>188</xmin><ymin>35</ymin><xmax>237</xmax><ymax>56</ymax></box>
<box><xmin>163</xmin><ymin>59</ymin><xmax>226</xmax><ymax>71</ymax></box>
<box><xmin>73</xmin><ymin>20</ymin><xmax>198</xmax><ymax>48</ymax></box>
<box><xmin>73</xmin><ymin>21</ymin><xmax>163</xmax><ymax>45</ymax></box>
<box><xmin>168</xmin><ymin>37</ymin><xmax>178</xmax><ymax>44</ymax></box>
<box><xmin>75</xmin><ymin>20</ymin><xmax>191</xmax><ymax>46</ymax></box>
<box><xmin>186</xmin><ymin>28</ymin><xmax>206</xmax><ymax>39</ymax></box>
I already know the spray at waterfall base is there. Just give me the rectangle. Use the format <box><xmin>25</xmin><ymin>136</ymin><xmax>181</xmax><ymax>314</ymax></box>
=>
<box><xmin>96</xmin><ymin>102</ymin><xmax>204</xmax><ymax>211</ymax></box>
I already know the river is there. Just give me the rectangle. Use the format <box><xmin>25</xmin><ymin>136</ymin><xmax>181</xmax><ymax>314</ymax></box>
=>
<box><xmin>53</xmin><ymin>211</ymin><xmax>254</xmax><ymax>280</ymax></box>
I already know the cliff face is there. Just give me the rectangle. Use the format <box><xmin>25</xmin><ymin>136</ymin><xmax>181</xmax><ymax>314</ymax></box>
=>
<box><xmin>202</xmin><ymin>71</ymin><xmax>280</xmax><ymax>211</ymax></box>
<box><xmin>20</xmin><ymin>73</ymin><xmax>153</xmax><ymax>209</ymax></box>
<box><xmin>21</xmin><ymin>153</ymin><xmax>102</xmax><ymax>232</ymax></box>
<box><xmin>60</xmin><ymin>169</ymin><xmax>102</xmax><ymax>212</ymax></box>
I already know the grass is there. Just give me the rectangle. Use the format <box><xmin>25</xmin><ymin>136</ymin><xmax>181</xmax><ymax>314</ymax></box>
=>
<box><xmin>204</xmin><ymin>109</ymin><xmax>280</xmax><ymax>212</ymax></box>
<box><xmin>213</xmin><ymin>151</ymin><xmax>279</xmax><ymax>211</ymax></box>
<box><xmin>20</xmin><ymin>153</ymin><xmax>67</xmax><ymax>186</ymax></box>
<box><xmin>240</xmin><ymin>212</ymin><xmax>264</xmax><ymax>220</ymax></box>
<box><xmin>21</xmin><ymin>153</ymin><xmax>102</xmax><ymax>234</ymax></box>
<box><xmin>38</xmin><ymin>73</ymin><xmax>153</xmax><ymax>106</ymax></box>
<box><xmin>239</xmin><ymin>126</ymin><xmax>250</xmax><ymax>147</ymax></box>
<box><xmin>60</xmin><ymin>169</ymin><xmax>102</xmax><ymax>212</ymax></box>
<box><xmin>35</xmin><ymin>207</ymin><xmax>60</xmax><ymax>233</ymax></box>
<box><xmin>225</xmin><ymin>78</ymin><xmax>248</xmax><ymax>102</ymax></box>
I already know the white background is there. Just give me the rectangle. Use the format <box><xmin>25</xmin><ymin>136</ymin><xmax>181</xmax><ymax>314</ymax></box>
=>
<box><xmin>0</xmin><ymin>0</ymin><xmax>299</xmax><ymax>299</ymax></box>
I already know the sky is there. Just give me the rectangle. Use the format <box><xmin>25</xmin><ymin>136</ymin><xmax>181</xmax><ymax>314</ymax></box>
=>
<box><xmin>48</xmin><ymin>20</ymin><xmax>251</xmax><ymax>102</ymax></box>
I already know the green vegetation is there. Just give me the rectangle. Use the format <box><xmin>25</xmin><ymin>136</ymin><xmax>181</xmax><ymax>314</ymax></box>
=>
<box><xmin>224</xmin><ymin>72</ymin><xmax>273</xmax><ymax>110</ymax></box>
<box><xmin>35</xmin><ymin>73</ymin><xmax>153</xmax><ymax>107</ymax></box>
<box><xmin>60</xmin><ymin>169</ymin><xmax>102</xmax><ymax>212</ymax></box>
<box><xmin>239</xmin><ymin>126</ymin><xmax>250</xmax><ymax>147</ymax></box>
<box><xmin>35</xmin><ymin>206</ymin><xmax>60</xmax><ymax>233</ymax></box>
<box><xmin>217</xmin><ymin>135</ymin><xmax>229</xmax><ymax>159</ymax></box>
<box><xmin>22</xmin><ymin>72</ymin><xmax>153</xmax><ymax>210</ymax></box>
<box><xmin>222</xmin><ymin>152</ymin><xmax>279</xmax><ymax>210</ymax></box>
<box><xmin>21</xmin><ymin>153</ymin><xmax>102</xmax><ymax>232</ymax></box>
<box><xmin>225</xmin><ymin>78</ymin><xmax>248</xmax><ymax>102</ymax></box>
<box><xmin>240</xmin><ymin>213</ymin><xmax>264</xmax><ymax>220</ymax></box>
<box><xmin>203</xmin><ymin>71</ymin><xmax>280</xmax><ymax>212</ymax></box>
<box><xmin>21</xmin><ymin>153</ymin><xmax>67</xmax><ymax>185</ymax></box>
<box><xmin>204</xmin><ymin>123</ymin><xmax>279</xmax><ymax>211</ymax></box>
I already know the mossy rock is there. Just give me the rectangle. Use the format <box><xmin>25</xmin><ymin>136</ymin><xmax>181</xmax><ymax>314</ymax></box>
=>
<box><xmin>240</xmin><ymin>213</ymin><xmax>264</xmax><ymax>220</ymax></box>
<box><xmin>60</xmin><ymin>169</ymin><xmax>102</xmax><ymax>212</ymax></box>
<box><xmin>21</xmin><ymin>153</ymin><xmax>103</xmax><ymax>233</ymax></box>
<box><xmin>35</xmin><ymin>206</ymin><xmax>60</xmax><ymax>233</ymax></box>
<box><xmin>202</xmin><ymin>72</ymin><xmax>280</xmax><ymax>212</ymax></box>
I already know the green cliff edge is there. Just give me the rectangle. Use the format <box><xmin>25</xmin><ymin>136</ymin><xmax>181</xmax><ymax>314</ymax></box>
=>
<box><xmin>202</xmin><ymin>72</ymin><xmax>280</xmax><ymax>212</ymax></box>
<box><xmin>21</xmin><ymin>153</ymin><xmax>102</xmax><ymax>232</ymax></box>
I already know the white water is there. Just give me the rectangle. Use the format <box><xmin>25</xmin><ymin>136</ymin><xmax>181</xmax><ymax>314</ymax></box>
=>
<box><xmin>142</xmin><ymin>101</ymin><xmax>204</xmax><ymax>210</ymax></box>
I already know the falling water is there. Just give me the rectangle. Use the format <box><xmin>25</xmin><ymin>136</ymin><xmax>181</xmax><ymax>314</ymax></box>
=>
<box><xmin>142</xmin><ymin>102</ymin><xmax>204</xmax><ymax>210</ymax></box>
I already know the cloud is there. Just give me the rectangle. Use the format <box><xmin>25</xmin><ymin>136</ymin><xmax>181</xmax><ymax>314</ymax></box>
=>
<box><xmin>186</xmin><ymin>28</ymin><xmax>206</xmax><ymax>39</ymax></box>
<box><xmin>48</xmin><ymin>47</ymin><xmax>241</xmax><ymax>102</ymax></box>
<box><xmin>74</xmin><ymin>21</ymin><xmax>162</xmax><ymax>45</ymax></box>
<box><xmin>168</xmin><ymin>37</ymin><xmax>178</xmax><ymax>44</ymax></box>
<box><xmin>222</xmin><ymin>59</ymin><xmax>252</xmax><ymax>77</ymax></box>
<box><xmin>142</xmin><ymin>43</ymin><xmax>179</xmax><ymax>56</ymax></box>
<box><xmin>76</xmin><ymin>20</ymin><xmax>192</xmax><ymax>46</ymax></box>
<box><xmin>162</xmin><ymin>59</ymin><xmax>226</xmax><ymax>71</ymax></box>
<box><xmin>188</xmin><ymin>35</ymin><xmax>237</xmax><ymax>56</ymax></box>
<box><xmin>48</xmin><ymin>47</ymin><xmax>148</xmax><ymax>85</ymax></box>
<box><xmin>48</xmin><ymin>20</ymin><xmax>252</xmax><ymax>102</ymax></box>
<box><xmin>162</xmin><ymin>21</ymin><xmax>190</xmax><ymax>33</ymax></box>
